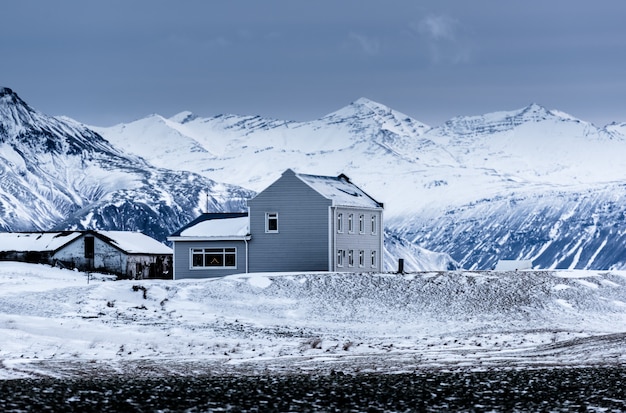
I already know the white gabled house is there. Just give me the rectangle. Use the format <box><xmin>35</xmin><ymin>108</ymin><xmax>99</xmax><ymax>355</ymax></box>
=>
<box><xmin>168</xmin><ymin>169</ymin><xmax>384</xmax><ymax>279</ymax></box>
<box><xmin>0</xmin><ymin>230</ymin><xmax>173</xmax><ymax>279</ymax></box>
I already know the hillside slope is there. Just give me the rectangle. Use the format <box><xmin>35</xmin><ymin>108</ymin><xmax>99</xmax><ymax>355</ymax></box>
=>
<box><xmin>1</xmin><ymin>263</ymin><xmax>625</xmax><ymax>379</ymax></box>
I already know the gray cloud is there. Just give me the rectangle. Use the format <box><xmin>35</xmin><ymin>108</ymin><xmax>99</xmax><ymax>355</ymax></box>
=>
<box><xmin>1</xmin><ymin>0</ymin><xmax>625</xmax><ymax>127</ymax></box>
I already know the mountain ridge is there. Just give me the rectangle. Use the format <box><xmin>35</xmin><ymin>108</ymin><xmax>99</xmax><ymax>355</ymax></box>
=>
<box><xmin>93</xmin><ymin>97</ymin><xmax>626</xmax><ymax>270</ymax></box>
<box><xmin>3</xmin><ymin>86</ymin><xmax>626</xmax><ymax>270</ymax></box>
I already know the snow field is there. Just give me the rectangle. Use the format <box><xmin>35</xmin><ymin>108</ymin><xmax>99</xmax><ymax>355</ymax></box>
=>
<box><xmin>1</xmin><ymin>262</ymin><xmax>625</xmax><ymax>379</ymax></box>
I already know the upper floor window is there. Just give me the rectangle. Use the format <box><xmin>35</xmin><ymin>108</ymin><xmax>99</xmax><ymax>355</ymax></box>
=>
<box><xmin>266</xmin><ymin>212</ymin><xmax>278</xmax><ymax>233</ymax></box>
<box><xmin>371</xmin><ymin>215</ymin><xmax>378</xmax><ymax>235</ymax></box>
<box><xmin>191</xmin><ymin>248</ymin><xmax>236</xmax><ymax>269</ymax></box>
<box><xmin>348</xmin><ymin>214</ymin><xmax>354</xmax><ymax>233</ymax></box>
<box><xmin>337</xmin><ymin>213</ymin><xmax>343</xmax><ymax>233</ymax></box>
<box><xmin>359</xmin><ymin>214</ymin><xmax>364</xmax><ymax>233</ymax></box>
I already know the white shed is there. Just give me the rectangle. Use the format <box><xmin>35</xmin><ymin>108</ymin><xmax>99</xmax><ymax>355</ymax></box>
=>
<box><xmin>494</xmin><ymin>259</ymin><xmax>533</xmax><ymax>271</ymax></box>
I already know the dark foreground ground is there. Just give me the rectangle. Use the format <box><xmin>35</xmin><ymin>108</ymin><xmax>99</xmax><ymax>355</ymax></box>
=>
<box><xmin>1</xmin><ymin>366</ymin><xmax>625</xmax><ymax>412</ymax></box>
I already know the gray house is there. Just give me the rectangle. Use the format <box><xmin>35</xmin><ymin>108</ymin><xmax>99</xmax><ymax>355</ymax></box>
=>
<box><xmin>168</xmin><ymin>169</ymin><xmax>384</xmax><ymax>279</ymax></box>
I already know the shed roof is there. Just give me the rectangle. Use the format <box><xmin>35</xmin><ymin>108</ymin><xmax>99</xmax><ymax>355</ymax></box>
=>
<box><xmin>291</xmin><ymin>169</ymin><xmax>383</xmax><ymax>209</ymax></box>
<box><xmin>0</xmin><ymin>230</ymin><xmax>172</xmax><ymax>255</ymax></box>
<box><xmin>0</xmin><ymin>232</ymin><xmax>82</xmax><ymax>253</ymax></box>
<box><xmin>93</xmin><ymin>231</ymin><xmax>173</xmax><ymax>255</ymax></box>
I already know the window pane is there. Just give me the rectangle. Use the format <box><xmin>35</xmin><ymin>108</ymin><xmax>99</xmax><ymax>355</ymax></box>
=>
<box><xmin>192</xmin><ymin>252</ymin><xmax>204</xmax><ymax>267</ymax></box>
<box><xmin>225</xmin><ymin>253</ymin><xmax>236</xmax><ymax>267</ymax></box>
<box><xmin>205</xmin><ymin>253</ymin><xmax>223</xmax><ymax>266</ymax></box>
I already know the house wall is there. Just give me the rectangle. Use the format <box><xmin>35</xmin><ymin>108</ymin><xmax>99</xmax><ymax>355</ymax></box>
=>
<box><xmin>332</xmin><ymin>207</ymin><xmax>383</xmax><ymax>272</ymax></box>
<box><xmin>247</xmin><ymin>172</ymin><xmax>332</xmax><ymax>273</ymax></box>
<box><xmin>172</xmin><ymin>240</ymin><xmax>247</xmax><ymax>279</ymax></box>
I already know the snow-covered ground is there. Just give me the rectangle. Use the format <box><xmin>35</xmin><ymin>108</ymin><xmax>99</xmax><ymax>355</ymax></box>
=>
<box><xmin>1</xmin><ymin>262</ymin><xmax>625</xmax><ymax>379</ymax></box>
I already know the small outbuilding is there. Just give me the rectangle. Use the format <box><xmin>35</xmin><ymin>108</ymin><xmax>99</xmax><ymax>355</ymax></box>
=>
<box><xmin>494</xmin><ymin>259</ymin><xmax>534</xmax><ymax>271</ymax></box>
<box><xmin>0</xmin><ymin>230</ymin><xmax>172</xmax><ymax>279</ymax></box>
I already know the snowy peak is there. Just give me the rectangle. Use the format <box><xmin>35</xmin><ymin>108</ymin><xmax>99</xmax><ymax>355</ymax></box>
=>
<box><xmin>0</xmin><ymin>87</ymin><xmax>121</xmax><ymax>157</ymax></box>
<box><xmin>323</xmin><ymin>97</ymin><xmax>430</xmax><ymax>134</ymax></box>
<box><xmin>440</xmin><ymin>103</ymin><xmax>586</xmax><ymax>138</ymax></box>
<box><xmin>0</xmin><ymin>86</ymin><xmax>39</xmax><ymax>132</ymax></box>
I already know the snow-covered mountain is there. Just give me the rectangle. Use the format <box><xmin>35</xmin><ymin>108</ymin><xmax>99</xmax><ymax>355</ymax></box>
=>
<box><xmin>94</xmin><ymin>98</ymin><xmax>626</xmax><ymax>270</ymax></box>
<box><xmin>0</xmin><ymin>87</ymin><xmax>251</xmax><ymax>241</ymax></box>
<box><xmin>0</xmin><ymin>88</ymin><xmax>455</xmax><ymax>270</ymax></box>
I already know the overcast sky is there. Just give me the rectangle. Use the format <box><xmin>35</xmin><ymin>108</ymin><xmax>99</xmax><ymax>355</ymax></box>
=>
<box><xmin>2</xmin><ymin>1</ymin><xmax>625</xmax><ymax>127</ymax></box>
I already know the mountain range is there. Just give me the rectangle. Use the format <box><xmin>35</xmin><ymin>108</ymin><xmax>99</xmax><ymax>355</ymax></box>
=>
<box><xmin>2</xmin><ymin>86</ymin><xmax>626</xmax><ymax>270</ymax></box>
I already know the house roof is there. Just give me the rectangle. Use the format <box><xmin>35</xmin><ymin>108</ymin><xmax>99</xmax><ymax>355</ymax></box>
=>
<box><xmin>168</xmin><ymin>212</ymin><xmax>250</xmax><ymax>240</ymax></box>
<box><xmin>0</xmin><ymin>230</ymin><xmax>172</xmax><ymax>255</ymax></box>
<box><xmin>292</xmin><ymin>169</ymin><xmax>383</xmax><ymax>209</ymax></box>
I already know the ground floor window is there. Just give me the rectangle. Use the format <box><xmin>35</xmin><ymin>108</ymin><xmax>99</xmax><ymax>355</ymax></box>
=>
<box><xmin>191</xmin><ymin>248</ymin><xmax>236</xmax><ymax>268</ymax></box>
<box><xmin>337</xmin><ymin>249</ymin><xmax>344</xmax><ymax>267</ymax></box>
<box><xmin>371</xmin><ymin>250</ymin><xmax>377</xmax><ymax>268</ymax></box>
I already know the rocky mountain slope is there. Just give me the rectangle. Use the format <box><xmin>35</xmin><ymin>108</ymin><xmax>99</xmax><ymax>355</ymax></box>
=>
<box><xmin>94</xmin><ymin>98</ymin><xmax>626</xmax><ymax>270</ymax></box>
<box><xmin>0</xmin><ymin>87</ymin><xmax>252</xmax><ymax>242</ymax></box>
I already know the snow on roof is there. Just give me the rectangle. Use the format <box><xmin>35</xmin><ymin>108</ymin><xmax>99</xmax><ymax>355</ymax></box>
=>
<box><xmin>0</xmin><ymin>232</ymin><xmax>82</xmax><ymax>253</ymax></box>
<box><xmin>94</xmin><ymin>231</ymin><xmax>172</xmax><ymax>255</ymax></box>
<box><xmin>0</xmin><ymin>231</ymin><xmax>172</xmax><ymax>255</ymax></box>
<box><xmin>295</xmin><ymin>171</ymin><xmax>383</xmax><ymax>209</ymax></box>
<box><xmin>169</xmin><ymin>213</ymin><xmax>250</xmax><ymax>240</ymax></box>
<box><xmin>181</xmin><ymin>216</ymin><xmax>249</xmax><ymax>238</ymax></box>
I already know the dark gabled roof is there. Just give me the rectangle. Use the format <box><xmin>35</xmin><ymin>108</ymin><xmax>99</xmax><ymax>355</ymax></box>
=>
<box><xmin>169</xmin><ymin>212</ymin><xmax>248</xmax><ymax>237</ymax></box>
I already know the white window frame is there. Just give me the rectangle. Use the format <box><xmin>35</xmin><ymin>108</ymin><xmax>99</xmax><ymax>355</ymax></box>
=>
<box><xmin>337</xmin><ymin>213</ymin><xmax>343</xmax><ymax>233</ymax></box>
<box><xmin>359</xmin><ymin>214</ymin><xmax>364</xmax><ymax>234</ymax></box>
<box><xmin>359</xmin><ymin>250</ymin><xmax>364</xmax><ymax>267</ymax></box>
<box><xmin>348</xmin><ymin>213</ymin><xmax>354</xmax><ymax>233</ymax></box>
<box><xmin>371</xmin><ymin>215</ymin><xmax>377</xmax><ymax>235</ymax></box>
<box><xmin>371</xmin><ymin>250</ymin><xmax>377</xmax><ymax>268</ymax></box>
<box><xmin>265</xmin><ymin>212</ymin><xmax>279</xmax><ymax>233</ymax></box>
<box><xmin>337</xmin><ymin>249</ymin><xmax>344</xmax><ymax>267</ymax></box>
<box><xmin>190</xmin><ymin>247</ymin><xmax>237</xmax><ymax>269</ymax></box>
<box><xmin>348</xmin><ymin>250</ymin><xmax>354</xmax><ymax>267</ymax></box>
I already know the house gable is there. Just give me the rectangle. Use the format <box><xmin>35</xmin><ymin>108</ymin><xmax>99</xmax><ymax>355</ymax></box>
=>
<box><xmin>247</xmin><ymin>169</ymin><xmax>333</xmax><ymax>273</ymax></box>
